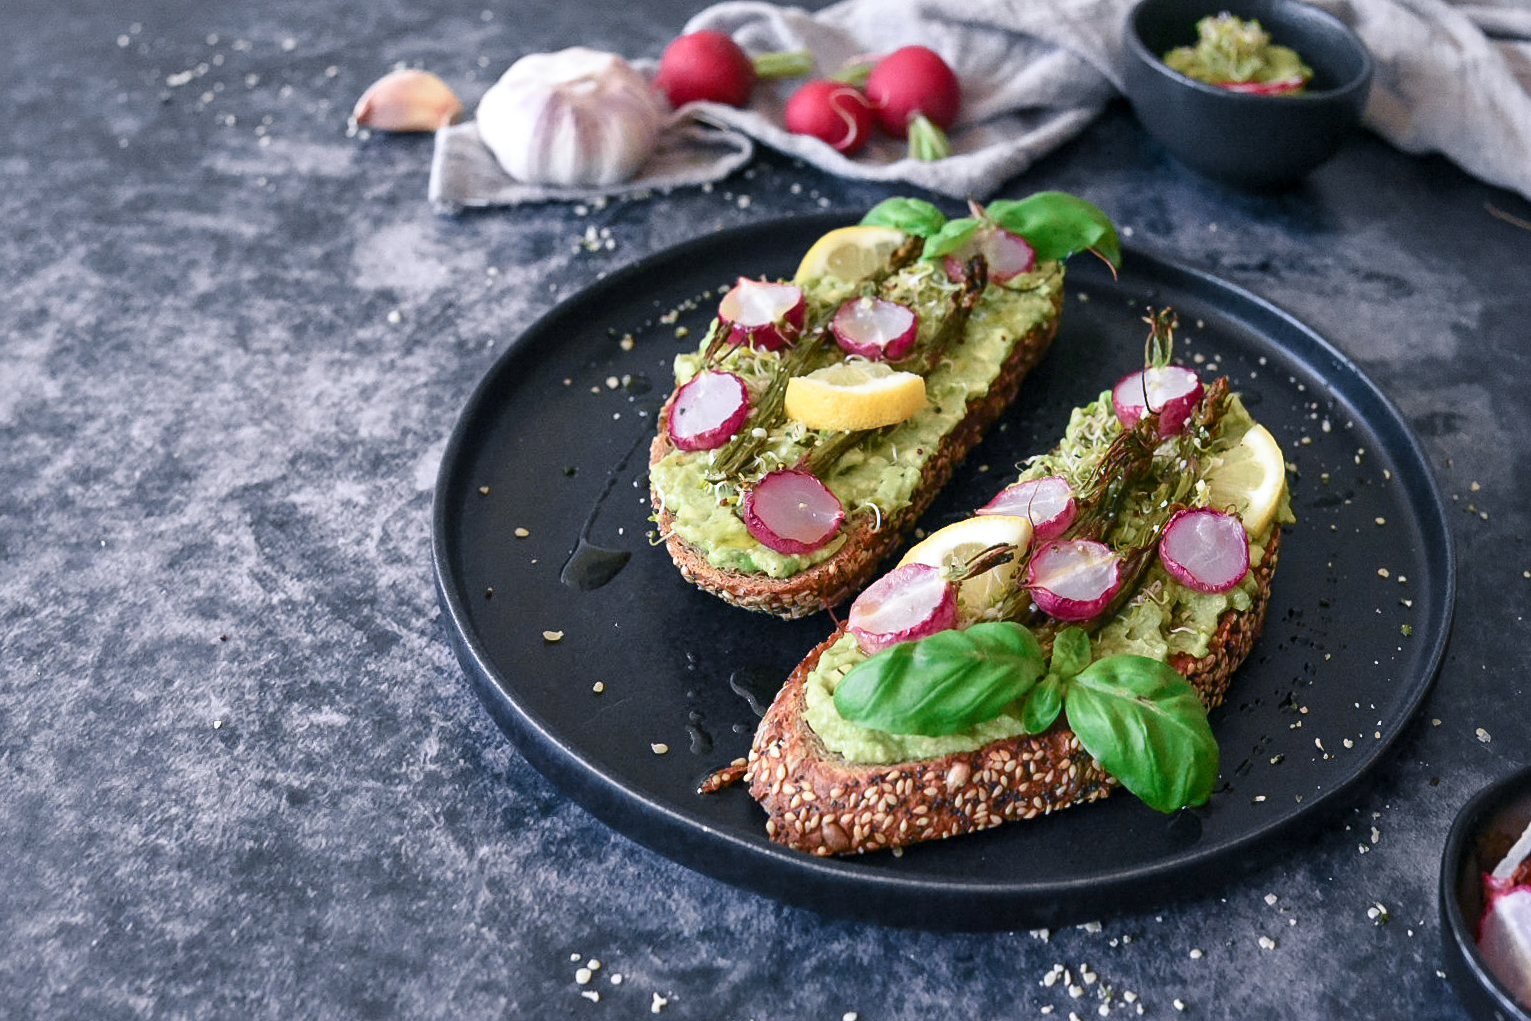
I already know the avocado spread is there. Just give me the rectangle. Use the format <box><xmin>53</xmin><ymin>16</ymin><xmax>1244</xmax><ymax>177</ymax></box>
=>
<box><xmin>649</xmin><ymin>259</ymin><xmax>1064</xmax><ymax>578</ymax></box>
<box><xmin>1164</xmin><ymin>13</ymin><xmax>1314</xmax><ymax>93</ymax></box>
<box><xmin>803</xmin><ymin>390</ymin><xmax>1295</xmax><ymax>765</ymax></box>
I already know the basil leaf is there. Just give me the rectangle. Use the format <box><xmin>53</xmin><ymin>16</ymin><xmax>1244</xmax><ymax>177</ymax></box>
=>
<box><xmin>1021</xmin><ymin>673</ymin><xmax>1064</xmax><ymax>734</ymax></box>
<box><xmin>986</xmin><ymin>191</ymin><xmax>1122</xmax><ymax>269</ymax></box>
<box><xmin>834</xmin><ymin>622</ymin><xmax>1046</xmax><ymax>737</ymax></box>
<box><xmin>919</xmin><ymin>218</ymin><xmax>981</xmax><ymax>261</ymax></box>
<box><xmin>860</xmin><ymin>198</ymin><xmax>948</xmax><ymax>238</ymax></box>
<box><xmin>1063</xmin><ymin>655</ymin><xmax>1219</xmax><ymax>812</ymax></box>
<box><xmin>1049</xmin><ymin>627</ymin><xmax>1093</xmax><ymax>680</ymax></box>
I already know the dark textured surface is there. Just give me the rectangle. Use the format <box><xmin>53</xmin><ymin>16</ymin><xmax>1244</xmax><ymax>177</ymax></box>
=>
<box><xmin>2</xmin><ymin>0</ymin><xmax>1528</xmax><ymax>1018</ymax></box>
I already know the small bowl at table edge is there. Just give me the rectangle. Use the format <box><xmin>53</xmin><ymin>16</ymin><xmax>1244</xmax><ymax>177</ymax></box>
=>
<box><xmin>1440</xmin><ymin>762</ymin><xmax>1531</xmax><ymax>1021</ymax></box>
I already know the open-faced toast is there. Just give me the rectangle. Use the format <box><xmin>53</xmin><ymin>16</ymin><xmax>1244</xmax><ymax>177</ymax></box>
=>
<box><xmin>647</xmin><ymin>195</ymin><xmax>1121</xmax><ymax>619</ymax></box>
<box><xmin>714</xmin><ymin>313</ymin><xmax>1295</xmax><ymax>855</ymax></box>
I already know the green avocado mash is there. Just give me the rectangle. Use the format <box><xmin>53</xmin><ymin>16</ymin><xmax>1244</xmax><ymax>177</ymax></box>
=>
<box><xmin>1164</xmin><ymin>13</ymin><xmax>1314</xmax><ymax>92</ymax></box>
<box><xmin>648</xmin><ymin>259</ymin><xmax>1064</xmax><ymax>578</ymax></box>
<box><xmin>803</xmin><ymin>389</ymin><xmax>1295</xmax><ymax>765</ymax></box>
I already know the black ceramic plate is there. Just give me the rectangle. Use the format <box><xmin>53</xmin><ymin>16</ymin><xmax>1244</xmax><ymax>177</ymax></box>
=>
<box><xmin>433</xmin><ymin>213</ymin><xmax>1454</xmax><ymax>930</ymax></box>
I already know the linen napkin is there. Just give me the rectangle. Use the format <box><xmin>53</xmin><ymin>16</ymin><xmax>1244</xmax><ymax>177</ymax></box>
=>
<box><xmin>428</xmin><ymin>0</ymin><xmax>1531</xmax><ymax>209</ymax></box>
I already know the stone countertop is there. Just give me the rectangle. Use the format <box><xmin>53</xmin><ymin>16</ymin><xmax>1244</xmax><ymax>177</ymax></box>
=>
<box><xmin>3</xmin><ymin>0</ymin><xmax>1529</xmax><ymax>1017</ymax></box>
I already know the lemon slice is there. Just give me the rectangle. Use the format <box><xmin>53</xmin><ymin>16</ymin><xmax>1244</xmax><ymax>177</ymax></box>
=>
<box><xmin>898</xmin><ymin>514</ymin><xmax>1034</xmax><ymax>620</ymax></box>
<box><xmin>785</xmin><ymin>361</ymin><xmax>926</xmax><ymax>431</ymax></box>
<box><xmin>793</xmin><ymin>225</ymin><xmax>906</xmax><ymax>285</ymax></box>
<box><xmin>1206</xmin><ymin>422</ymin><xmax>1287</xmax><ymax>536</ymax></box>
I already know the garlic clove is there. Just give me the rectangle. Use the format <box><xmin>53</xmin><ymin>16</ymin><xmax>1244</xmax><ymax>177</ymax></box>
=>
<box><xmin>352</xmin><ymin>69</ymin><xmax>462</xmax><ymax>132</ymax></box>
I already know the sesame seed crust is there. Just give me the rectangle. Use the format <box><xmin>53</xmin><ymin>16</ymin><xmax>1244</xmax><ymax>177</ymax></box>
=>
<box><xmin>649</xmin><ymin>289</ymin><xmax>1063</xmax><ymax>620</ymax></box>
<box><xmin>742</xmin><ymin>526</ymin><xmax>1283</xmax><ymax>856</ymax></box>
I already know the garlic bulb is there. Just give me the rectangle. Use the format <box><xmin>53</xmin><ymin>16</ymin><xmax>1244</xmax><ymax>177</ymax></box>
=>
<box><xmin>476</xmin><ymin>47</ymin><xmax>665</xmax><ymax>188</ymax></box>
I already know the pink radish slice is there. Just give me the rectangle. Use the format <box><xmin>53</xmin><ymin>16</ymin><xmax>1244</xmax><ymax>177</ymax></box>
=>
<box><xmin>942</xmin><ymin>226</ymin><xmax>1035</xmax><ymax>284</ymax></box>
<box><xmin>830</xmin><ymin>297</ymin><xmax>919</xmax><ymax>361</ymax></box>
<box><xmin>977</xmin><ymin>475</ymin><xmax>1077</xmax><ymax>540</ymax></box>
<box><xmin>1214</xmin><ymin>77</ymin><xmax>1306</xmax><ymax>95</ymax></box>
<box><xmin>1112</xmin><ymin>365</ymin><xmax>1203</xmax><ymax>437</ymax></box>
<box><xmin>847</xmin><ymin>563</ymin><xmax>959</xmax><ymax>655</ymax></box>
<box><xmin>740</xmin><ymin>469</ymin><xmax>845</xmax><ymax>554</ymax></box>
<box><xmin>1158</xmin><ymin>507</ymin><xmax>1250</xmax><ymax>593</ymax></box>
<box><xmin>718</xmin><ymin>278</ymin><xmax>805</xmax><ymax>351</ymax></box>
<box><xmin>666</xmin><ymin>370</ymin><xmax>749</xmax><ymax>451</ymax></box>
<box><xmin>1025</xmin><ymin>539</ymin><xmax>1122</xmax><ymax>622</ymax></box>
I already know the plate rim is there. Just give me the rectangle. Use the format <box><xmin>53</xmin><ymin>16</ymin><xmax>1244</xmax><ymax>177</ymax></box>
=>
<box><xmin>431</xmin><ymin>211</ymin><xmax>1456</xmax><ymax>928</ymax></box>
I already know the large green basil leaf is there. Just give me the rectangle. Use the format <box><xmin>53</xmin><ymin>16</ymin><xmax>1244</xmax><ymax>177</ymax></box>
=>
<box><xmin>1063</xmin><ymin>655</ymin><xmax>1219</xmax><ymax>812</ymax></box>
<box><xmin>985</xmin><ymin>192</ymin><xmax>1123</xmax><ymax>269</ymax></box>
<box><xmin>834</xmin><ymin>622</ymin><xmax>1047</xmax><ymax>736</ymax></box>
<box><xmin>860</xmin><ymin>197</ymin><xmax>948</xmax><ymax>238</ymax></box>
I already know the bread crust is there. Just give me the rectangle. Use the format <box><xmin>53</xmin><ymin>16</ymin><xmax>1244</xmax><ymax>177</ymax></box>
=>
<box><xmin>742</xmin><ymin>526</ymin><xmax>1283</xmax><ymax>856</ymax></box>
<box><xmin>648</xmin><ymin>291</ymin><xmax>1063</xmax><ymax>619</ymax></box>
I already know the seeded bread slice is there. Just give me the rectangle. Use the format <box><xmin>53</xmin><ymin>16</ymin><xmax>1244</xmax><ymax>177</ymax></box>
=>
<box><xmin>739</xmin><ymin>526</ymin><xmax>1283</xmax><ymax>856</ymax></box>
<box><xmin>648</xmin><ymin>293</ymin><xmax>1062</xmax><ymax>620</ymax></box>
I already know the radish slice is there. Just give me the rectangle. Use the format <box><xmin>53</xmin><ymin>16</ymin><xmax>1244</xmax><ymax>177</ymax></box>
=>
<box><xmin>830</xmin><ymin>297</ymin><xmax>919</xmax><ymax>361</ymax></box>
<box><xmin>1158</xmin><ymin>507</ymin><xmax>1250</xmax><ymax>593</ymax></box>
<box><xmin>1214</xmin><ymin>77</ymin><xmax>1307</xmax><ymax>96</ymax></box>
<box><xmin>740</xmin><ymin>469</ymin><xmax>844</xmax><ymax>554</ymax></box>
<box><xmin>666</xmin><ymin>370</ymin><xmax>749</xmax><ymax>451</ymax></box>
<box><xmin>718</xmin><ymin>278</ymin><xmax>805</xmax><ymax>351</ymax></box>
<box><xmin>1112</xmin><ymin>364</ymin><xmax>1204</xmax><ymax>437</ymax></box>
<box><xmin>847</xmin><ymin>563</ymin><xmax>959</xmax><ymax>654</ymax></box>
<box><xmin>977</xmin><ymin>475</ymin><xmax>1077</xmax><ymax>540</ymax></box>
<box><xmin>942</xmin><ymin>226</ymin><xmax>1035</xmax><ymax>284</ymax></box>
<box><xmin>1026</xmin><ymin>539</ymin><xmax>1121</xmax><ymax>622</ymax></box>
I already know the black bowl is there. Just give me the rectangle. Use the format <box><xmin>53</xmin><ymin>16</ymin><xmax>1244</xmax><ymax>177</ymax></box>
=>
<box><xmin>1124</xmin><ymin>0</ymin><xmax>1373</xmax><ymax>188</ymax></box>
<box><xmin>1440</xmin><ymin>764</ymin><xmax>1531</xmax><ymax>1021</ymax></box>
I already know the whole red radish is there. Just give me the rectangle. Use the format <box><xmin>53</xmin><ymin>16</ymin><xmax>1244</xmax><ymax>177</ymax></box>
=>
<box><xmin>654</xmin><ymin>31</ymin><xmax>811</xmax><ymax>109</ymax></box>
<box><xmin>784</xmin><ymin>79</ymin><xmax>877</xmax><ymax>154</ymax></box>
<box><xmin>654</xmin><ymin>31</ymin><xmax>755</xmax><ymax>107</ymax></box>
<box><xmin>865</xmin><ymin>45</ymin><xmax>961</xmax><ymax>159</ymax></box>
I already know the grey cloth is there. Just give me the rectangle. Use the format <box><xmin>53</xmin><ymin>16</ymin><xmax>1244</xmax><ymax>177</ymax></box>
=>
<box><xmin>428</xmin><ymin>0</ymin><xmax>1531</xmax><ymax>209</ymax></box>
